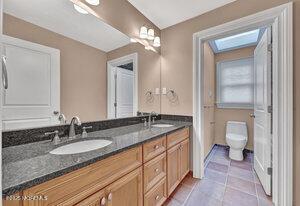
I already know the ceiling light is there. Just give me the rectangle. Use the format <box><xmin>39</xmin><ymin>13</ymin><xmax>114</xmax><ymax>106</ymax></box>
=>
<box><xmin>140</xmin><ymin>26</ymin><xmax>148</xmax><ymax>39</ymax></box>
<box><xmin>85</xmin><ymin>0</ymin><xmax>100</xmax><ymax>6</ymax></box>
<box><xmin>74</xmin><ymin>4</ymin><xmax>89</xmax><ymax>14</ymax></box>
<box><xmin>147</xmin><ymin>29</ymin><xmax>155</xmax><ymax>40</ymax></box>
<box><xmin>153</xmin><ymin>37</ymin><xmax>161</xmax><ymax>47</ymax></box>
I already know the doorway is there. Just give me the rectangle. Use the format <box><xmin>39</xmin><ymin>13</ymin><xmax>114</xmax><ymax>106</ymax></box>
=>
<box><xmin>107</xmin><ymin>53</ymin><xmax>138</xmax><ymax>119</ymax></box>
<box><xmin>192</xmin><ymin>3</ymin><xmax>293</xmax><ymax>206</ymax></box>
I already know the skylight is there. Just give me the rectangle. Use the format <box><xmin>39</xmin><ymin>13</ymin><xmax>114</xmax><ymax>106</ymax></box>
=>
<box><xmin>213</xmin><ymin>29</ymin><xmax>261</xmax><ymax>52</ymax></box>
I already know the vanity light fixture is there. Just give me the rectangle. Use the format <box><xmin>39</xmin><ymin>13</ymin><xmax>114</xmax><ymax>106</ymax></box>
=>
<box><xmin>85</xmin><ymin>0</ymin><xmax>100</xmax><ymax>6</ymax></box>
<box><xmin>147</xmin><ymin>29</ymin><xmax>155</xmax><ymax>40</ymax></box>
<box><xmin>153</xmin><ymin>36</ymin><xmax>161</xmax><ymax>47</ymax></box>
<box><xmin>140</xmin><ymin>26</ymin><xmax>148</xmax><ymax>39</ymax></box>
<box><xmin>74</xmin><ymin>4</ymin><xmax>89</xmax><ymax>14</ymax></box>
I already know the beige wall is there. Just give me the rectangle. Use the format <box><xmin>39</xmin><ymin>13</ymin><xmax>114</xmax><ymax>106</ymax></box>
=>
<box><xmin>203</xmin><ymin>42</ymin><xmax>215</xmax><ymax>158</ymax></box>
<box><xmin>3</xmin><ymin>14</ymin><xmax>108</xmax><ymax>122</ymax></box>
<box><xmin>107</xmin><ymin>43</ymin><xmax>161</xmax><ymax>114</ymax></box>
<box><xmin>214</xmin><ymin>46</ymin><xmax>255</xmax><ymax>150</ymax></box>
<box><xmin>160</xmin><ymin>0</ymin><xmax>300</xmax><ymax>204</ymax></box>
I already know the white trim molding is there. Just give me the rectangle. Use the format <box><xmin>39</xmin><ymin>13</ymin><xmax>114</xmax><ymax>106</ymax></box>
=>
<box><xmin>193</xmin><ymin>3</ymin><xmax>293</xmax><ymax>206</ymax></box>
<box><xmin>107</xmin><ymin>53</ymin><xmax>138</xmax><ymax>119</ymax></box>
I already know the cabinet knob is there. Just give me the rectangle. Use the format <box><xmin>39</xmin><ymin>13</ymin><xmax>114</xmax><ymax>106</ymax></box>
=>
<box><xmin>155</xmin><ymin>195</ymin><xmax>160</xmax><ymax>200</ymax></box>
<box><xmin>108</xmin><ymin>193</ymin><xmax>113</xmax><ymax>201</ymax></box>
<box><xmin>154</xmin><ymin>145</ymin><xmax>159</xmax><ymax>149</ymax></box>
<box><xmin>100</xmin><ymin>197</ymin><xmax>106</xmax><ymax>206</ymax></box>
<box><xmin>155</xmin><ymin>168</ymin><xmax>159</xmax><ymax>173</ymax></box>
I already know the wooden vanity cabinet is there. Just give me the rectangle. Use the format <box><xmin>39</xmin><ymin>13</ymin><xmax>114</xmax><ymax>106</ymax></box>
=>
<box><xmin>166</xmin><ymin>128</ymin><xmax>190</xmax><ymax>196</ymax></box>
<box><xmin>76</xmin><ymin>167</ymin><xmax>143</xmax><ymax>206</ymax></box>
<box><xmin>3</xmin><ymin>128</ymin><xmax>190</xmax><ymax>206</ymax></box>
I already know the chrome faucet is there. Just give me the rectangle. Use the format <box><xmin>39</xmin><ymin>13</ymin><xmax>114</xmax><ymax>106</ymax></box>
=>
<box><xmin>148</xmin><ymin>111</ymin><xmax>157</xmax><ymax>128</ymax></box>
<box><xmin>69</xmin><ymin>116</ymin><xmax>81</xmax><ymax>138</ymax></box>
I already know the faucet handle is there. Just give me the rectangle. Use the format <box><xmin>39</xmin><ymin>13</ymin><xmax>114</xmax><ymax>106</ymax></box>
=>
<box><xmin>45</xmin><ymin>130</ymin><xmax>59</xmax><ymax>136</ymax></box>
<box><xmin>152</xmin><ymin>116</ymin><xmax>157</xmax><ymax>123</ymax></box>
<box><xmin>45</xmin><ymin>130</ymin><xmax>60</xmax><ymax>145</ymax></box>
<box><xmin>82</xmin><ymin>126</ymin><xmax>93</xmax><ymax>130</ymax></box>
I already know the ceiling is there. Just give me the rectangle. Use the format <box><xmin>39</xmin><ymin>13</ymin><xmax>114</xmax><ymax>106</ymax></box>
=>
<box><xmin>4</xmin><ymin>0</ymin><xmax>130</xmax><ymax>52</ymax></box>
<box><xmin>127</xmin><ymin>0</ymin><xmax>236</xmax><ymax>29</ymax></box>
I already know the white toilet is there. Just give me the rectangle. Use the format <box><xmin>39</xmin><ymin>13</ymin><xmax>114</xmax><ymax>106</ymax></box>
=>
<box><xmin>226</xmin><ymin>121</ymin><xmax>248</xmax><ymax>161</ymax></box>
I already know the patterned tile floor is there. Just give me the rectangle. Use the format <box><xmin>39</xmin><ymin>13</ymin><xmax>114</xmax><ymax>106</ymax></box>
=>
<box><xmin>164</xmin><ymin>145</ymin><xmax>273</xmax><ymax>206</ymax></box>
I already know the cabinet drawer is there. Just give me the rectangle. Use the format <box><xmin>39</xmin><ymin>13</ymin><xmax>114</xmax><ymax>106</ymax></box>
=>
<box><xmin>144</xmin><ymin>177</ymin><xmax>167</xmax><ymax>206</ymax></box>
<box><xmin>167</xmin><ymin>128</ymin><xmax>189</xmax><ymax>149</ymax></box>
<box><xmin>143</xmin><ymin>152</ymin><xmax>166</xmax><ymax>192</ymax></box>
<box><xmin>23</xmin><ymin>146</ymin><xmax>142</xmax><ymax>206</ymax></box>
<box><xmin>143</xmin><ymin>136</ymin><xmax>166</xmax><ymax>162</ymax></box>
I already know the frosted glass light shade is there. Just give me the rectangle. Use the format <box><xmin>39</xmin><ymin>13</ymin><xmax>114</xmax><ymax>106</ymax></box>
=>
<box><xmin>85</xmin><ymin>0</ymin><xmax>100</xmax><ymax>5</ymax></box>
<box><xmin>140</xmin><ymin>26</ymin><xmax>148</xmax><ymax>39</ymax></box>
<box><xmin>153</xmin><ymin>36</ymin><xmax>161</xmax><ymax>47</ymax></box>
<box><xmin>147</xmin><ymin>29</ymin><xmax>155</xmax><ymax>40</ymax></box>
<box><xmin>74</xmin><ymin>4</ymin><xmax>88</xmax><ymax>14</ymax></box>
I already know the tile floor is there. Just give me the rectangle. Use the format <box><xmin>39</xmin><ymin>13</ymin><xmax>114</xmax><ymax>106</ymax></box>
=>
<box><xmin>163</xmin><ymin>145</ymin><xmax>273</xmax><ymax>206</ymax></box>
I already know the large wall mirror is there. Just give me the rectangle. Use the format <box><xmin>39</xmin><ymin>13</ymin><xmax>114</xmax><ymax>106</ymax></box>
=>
<box><xmin>2</xmin><ymin>0</ymin><xmax>161</xmax><ymax>131</ymax></box>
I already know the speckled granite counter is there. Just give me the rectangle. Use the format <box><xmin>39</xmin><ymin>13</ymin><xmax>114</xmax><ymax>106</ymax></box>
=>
<box><xmin>2</xmin><ymin>120</ymin><xmax>192</xmax><ymax>196</ymax></box>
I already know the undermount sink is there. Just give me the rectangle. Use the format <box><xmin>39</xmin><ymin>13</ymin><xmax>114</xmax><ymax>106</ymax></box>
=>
<box><xmin>50</xmin><ymin>139</ymin><xmax>112</xmax><ymax>155</ymax></box>
<box><xmin>152</xmin><ymin>124</ymin><xmax>174</xmax><ymax>128</ymax></box>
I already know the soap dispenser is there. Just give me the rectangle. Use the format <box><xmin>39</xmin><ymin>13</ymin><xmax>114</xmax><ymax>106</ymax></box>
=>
<box><xmin>82</xmin><ymin>126</ymin><xmax>93</xmax><ymax>138</ymax></box>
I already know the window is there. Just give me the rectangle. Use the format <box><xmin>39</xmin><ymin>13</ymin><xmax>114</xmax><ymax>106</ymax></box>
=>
<box><xmin>216</xmin><ymin>57</ymin><xmax>254</xmax><ymax>109</ymax></box>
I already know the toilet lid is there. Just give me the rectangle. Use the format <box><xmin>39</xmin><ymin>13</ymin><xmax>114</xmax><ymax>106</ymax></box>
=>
<box><xmin>226</xmin><ymin>133</ymin><xmax>247</xmax><ymax>141</ymax></box>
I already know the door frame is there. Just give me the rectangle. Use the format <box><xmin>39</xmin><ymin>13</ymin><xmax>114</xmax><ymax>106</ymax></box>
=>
<box><xmin>192</xmin><ymin>3</ymin><xmax>293</xmax><ymax>206</ymax></box>
<box><xmin>107</xmin><ymin>53</ymin><xmax>138</xmax><ymax>119</ymax></box>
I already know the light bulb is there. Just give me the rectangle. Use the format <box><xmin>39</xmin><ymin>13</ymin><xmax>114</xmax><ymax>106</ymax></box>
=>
<box><xmin>147</xmin><ymin>29</ymin><xmax>155</xmax><ymax>40</ymax></box>
<box><xmin>85</xmin><ymin>0</ymin><xmax>100</xmax><ymax>5</ymax></box>
<box><xmin>153</xmin><ymin>36</ymin><xmax>161</xmax><ymax>47</ymax></box>
<box><xmin>140</xmin><ymin>26</ymin><xmax>148</xmax><ymax>39</ymax></box>
<box><xmin>74</xmin><ymin>4</ymin><xmax>88</xmax><ymax>14</ymax></box>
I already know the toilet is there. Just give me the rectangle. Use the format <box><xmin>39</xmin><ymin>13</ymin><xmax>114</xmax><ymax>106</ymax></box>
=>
<box><xmin>226</xmin><ymin>121</ymin><xmax>248</xmax><ymax>161</ymax></box>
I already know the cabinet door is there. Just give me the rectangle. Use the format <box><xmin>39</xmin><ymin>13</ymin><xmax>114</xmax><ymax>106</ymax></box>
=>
<box><xmin>180</xmin><ymin>139</ymin><xmax>190</xmax><ymax>180</ymax></box>
<box><xmin>166</xmin><ymin>144</ymin><xmax>181</xmax><ymax>196</ymax></box>
<box><xmin>106</xmin><ymin>167</ymin><xmax>143</xmax><ymax>206</ymax></box>
<box><xmin>75</xmin><ymin>189</ymin><xmax>106</xmax><ymax>206</ymax></box>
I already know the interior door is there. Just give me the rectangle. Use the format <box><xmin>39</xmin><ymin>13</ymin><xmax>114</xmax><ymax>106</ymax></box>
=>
<box><xmin>2</xmin><ymin>35</ymin><xmax>60</xmax><ymax>130</ymax></box>
<box><xmin>115</xmin><ymin>67</ymin><xmax>134</xmax><ymax>118</ymax></box>
<box><xmin>253</xmin><ymin>28</ymin><xmax>272</xmax><ymax>195</ymax></box>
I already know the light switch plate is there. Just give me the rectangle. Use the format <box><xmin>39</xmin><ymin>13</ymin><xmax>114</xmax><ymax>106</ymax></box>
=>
<box><xmin>155</xmin><ymin>88</ymin><xmax>160</xmax><ymax>95</ymax></box>
<box><xmin>162</xmin><ymin>87</ymin><xmax>167</xmax><ymax>95</ymax></box>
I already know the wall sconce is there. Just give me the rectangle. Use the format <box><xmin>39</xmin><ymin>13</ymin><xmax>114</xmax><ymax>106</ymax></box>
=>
<box><xmin>140</xmin><ymin>26</ymin><xmax>148</xmax><ymax>39</ymax></box>
<box><xmin>147</xmin><ymin>29</ymin><xmax>155</xmax><ymax>40</ymax></box>
<box><xmin>153</xmin><ymin>37</ymin><xmax>161</xmax><ymax>47</ymax></box>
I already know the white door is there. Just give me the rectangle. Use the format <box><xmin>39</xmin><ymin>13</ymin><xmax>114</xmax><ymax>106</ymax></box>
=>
<box><xmin>2</xmin><ymin>35</ymin><xmax>60</xmax><ymax>130</ymax></box>
<box><xmin>253</xmin><ymin>28</ymin><xmax>272</xmax><ymax>195</ymax></box>
<box><xmin>115</xmin><ymin>67</ymin><xmax>134</xmax><ymax>118</ymax></box>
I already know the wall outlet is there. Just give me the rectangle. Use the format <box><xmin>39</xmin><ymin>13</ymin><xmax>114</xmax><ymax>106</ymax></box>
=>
<box><xmin>162</xmin><ymin>87</ymin><xmax>167</xmax><ymax>95</ymax></box>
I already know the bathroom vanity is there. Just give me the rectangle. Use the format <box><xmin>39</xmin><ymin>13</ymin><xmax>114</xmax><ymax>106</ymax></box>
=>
<box><xmin>2</xmin><ymin>121</ymin><xmax>191</xmax><ymax>206</ymax></box>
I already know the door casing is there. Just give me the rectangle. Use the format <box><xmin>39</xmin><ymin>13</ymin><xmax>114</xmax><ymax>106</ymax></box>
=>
<box><xmin>193</xmin><ymin>3</ymin><xmax>293</xmax><ymax>206</ymax></box>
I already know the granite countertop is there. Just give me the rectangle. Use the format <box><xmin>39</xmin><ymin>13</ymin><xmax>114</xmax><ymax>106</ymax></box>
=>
<box><xmin>2</xmin><ymin>120</ymin><xmax>192</xmax><ymax>196</ymax></box>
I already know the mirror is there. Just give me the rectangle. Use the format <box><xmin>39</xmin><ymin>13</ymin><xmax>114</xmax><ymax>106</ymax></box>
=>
<box><xmin>2</xmin><ymin>0</ymin><xmax>161</xmax><ymax>131</ymax></box>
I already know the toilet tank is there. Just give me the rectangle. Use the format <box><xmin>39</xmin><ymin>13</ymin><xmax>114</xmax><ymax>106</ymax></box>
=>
<box><xmin>226</xmin><ymin>121</ymin><xmax>248</xmax><ymax>137</ymax></box>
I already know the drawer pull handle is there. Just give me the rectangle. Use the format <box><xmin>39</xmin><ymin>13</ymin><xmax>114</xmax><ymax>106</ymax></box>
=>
<box><xmin>100</xmin><ymin>197</ymin><xmax>106</xmax><ymax>206</ymax></box>
<box><xmin>155</xmin><ymin>168</ymin><xmax>159</xmax><ymax>173</ymax></box>
<box><xmin>108</xmin><ymin>193</ymin><xmax>113</xmax><ymax>201</ymax></box>
<box><xmin>154</xmin><ymin>145</ymin><xmax>159</xmax><ymax>149</ymax></box>
<box><xmin>155</xmin><ymin>195</ymin><xmax>160</xmax><ymax>200</ymax></box>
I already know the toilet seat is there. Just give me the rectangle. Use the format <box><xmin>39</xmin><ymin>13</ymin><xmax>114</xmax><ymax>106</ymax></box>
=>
<box><xmin>226</xmin><ymin>134</ymin><xmax>247</xmax><ymax>141</ymax></box>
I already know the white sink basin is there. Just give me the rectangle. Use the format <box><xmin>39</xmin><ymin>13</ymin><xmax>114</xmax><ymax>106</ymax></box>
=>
<box><xmin>152</xmin><ymin>124</ymin><xmax>174</xmax><ymax>128</ymax></box>
<box><xmin>50</xmin><ymin>140</ymin><xmax>112</xmax><ymax>155</ymax></box>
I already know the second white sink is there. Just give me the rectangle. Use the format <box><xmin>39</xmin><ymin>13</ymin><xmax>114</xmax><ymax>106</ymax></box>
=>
<box><xmin>152</xmin><ymin>124</ymin><xmax>174</xmax><ymax>128</ymax></box>
<box><xmin>50</xmin><ymin>139</ymin><xmax>112</xmax><ymax>155</ymax></box>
